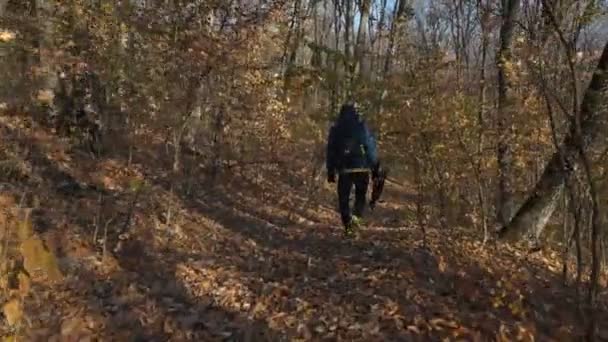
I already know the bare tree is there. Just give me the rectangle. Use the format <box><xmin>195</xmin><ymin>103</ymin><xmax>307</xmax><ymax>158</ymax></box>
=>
<box><xmin>355</xmin><ymin>0</ymin><xmax>372</xmax><ymax>78</ymax></box>
<box><xmin>495</xmin><ymin>0</ymin><xmax>521</xmax><ymax>226</ymax></box>
<box><xmin>384</xmin><ymin>0</ymin><xmax>411</xmax><ymax>75</ymax></box>
<box><xmin>498</xmin><ymin>42</ymin><xmax>608</xmax><ymax>243</ymax></box>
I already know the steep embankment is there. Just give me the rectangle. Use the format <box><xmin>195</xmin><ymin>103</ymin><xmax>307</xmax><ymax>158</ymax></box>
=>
<box><xmin>0</xmin><ymin>113</ymin><xmax>607</xmax><ymax>341</ymax></box>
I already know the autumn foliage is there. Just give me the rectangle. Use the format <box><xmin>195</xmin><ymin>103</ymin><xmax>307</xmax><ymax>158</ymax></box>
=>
<box><xmin>0</xmin><ymin>0</ymin><xmax>607</xmax><ymax>340</ymax></box>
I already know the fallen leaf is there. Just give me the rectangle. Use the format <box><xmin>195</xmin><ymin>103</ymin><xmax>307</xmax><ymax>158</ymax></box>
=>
<box><xmin>438</xmin><ymin>255</ymin><xmax>447</xmax><ymax>273</ymax></box>
<box><xmin>314</xmin><ymin>324</ymin><xmax>326</xmax><ymax>334</ymax></box>
<box><xmin>297</xmin><ymin>323</ymin><xmax>312</xmax><ymax>339</ymax></box>
<box><xmin>3</xmin><ymin>298</ymin><xmax>23</xmax><ymax>326</ymax></box>
<box><xmin>407</xmin><ymin>325</ymin><xmax>422</xmax><ymax>334</ymax></box>
<box><xmin>429</xmin><ymin>317</ymin><xmax>459</xmax><ymax>330</ymax></box>
<box><xmin>18</xmin><ymin>272</ymin><xmax>31</xmax><ymax>297</ymax></box>
<box><xmin>61</xmin><ymin>317</ymin><xmax>87</xmax><ymax>337</ymax></box>
<box><xmin>0</xmin><ymin>30</ymin><xmax>16</xmax><ymax>42</ymax></box>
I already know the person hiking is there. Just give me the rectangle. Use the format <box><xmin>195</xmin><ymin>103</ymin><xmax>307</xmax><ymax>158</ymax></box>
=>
<box><xmin>326</xmin><ymin>103</ymin><xmax>379</xmax><ymax>236</ymax></box>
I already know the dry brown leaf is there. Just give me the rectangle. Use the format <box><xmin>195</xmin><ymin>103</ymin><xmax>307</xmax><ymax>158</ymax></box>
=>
<box><xmin>26</xmin><ymin>327</ymin><xmax>53</xmax><ymax>341</ymax></box>
<box><xmin>438</xmin><ymin>255</ymin><xmax>447</xmax><ymax>273</ymax></box>
<box><xmin>0</xmin><ymin>275</ymin><xmax>8</xmax><ymax>292</ymax></box>
<box><xmin>516</xmin><ymin>323</ymin><xmax>536</xmax><ymax>341</ymax></box>
<box><xmin>407</xmin><ymin>325</ymin><xmax>422</xmax><ymax>334</ymax></box>
<box><xmin>61</xmin><ymin>317</ymin><xmax>86</xmax><ymax>337</ymax></box>
<box><xmin>451</xmin><ymin>326</ymin><xmax>473</xmax><ymax>337</ymax></box>
<box><xmin>429</xmin><ymin>317</ymin><xmax>459</xmax><ymax>330</ymax></box>
<box><xmin>3</xmin><ymin>298</ymin><xmax>23</xmax><ymax>326</ymax></box>
<box><xmin>297</xmin><ymin>323</ymin><xmax>312</xmax><ymax>340</ymax></box>
<box><xmin>163</xmin><ymin>317</ymin><xmax>175</xmax><ymax>334</ymax></box>
<box><xmin>17</xmin><ymin>216</ymin><xmax>34</xmax><ymax>241</ymax></box>
<box><xmin>497</xmin><ymin>323</ymin><xmax>511</xmax><ymax>342</ymax></box>
<box><xmin>20</xmin><ymin>237</ymin><xmax>63</xmax><ymax>282</ymax></box>
<box><xmin>17</xmin><ymin>271</ymin><xmax>31</xmax><ymax>297</ymax></box>
<box><xmin>21</xmin><ymin>238</ymin><xmax>43</xmax><ymax>270</ymax></box>
<box><xmin>0</xmin><ymin>195</ymin><xmax>15</xmax><ymax>213</ymax></box>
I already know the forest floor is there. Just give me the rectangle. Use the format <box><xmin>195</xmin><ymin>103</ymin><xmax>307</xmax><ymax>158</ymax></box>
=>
<box><xmin>1</xmin><ymin>112</ymin><xmax>608</xmax><ymax>341</ymax></box>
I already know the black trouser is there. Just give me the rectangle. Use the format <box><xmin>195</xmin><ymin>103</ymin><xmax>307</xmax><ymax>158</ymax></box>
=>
<box><xmin>337</xmin><ymin>171</ymin><xmax>370</xmax><ymax>227</ymax></box>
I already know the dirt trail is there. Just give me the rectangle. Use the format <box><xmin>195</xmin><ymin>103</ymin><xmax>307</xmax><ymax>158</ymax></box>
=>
<box><xmin>0</xmin><ymin>114</ymin><xmax>607</xmax><ymax>341</ymax></box>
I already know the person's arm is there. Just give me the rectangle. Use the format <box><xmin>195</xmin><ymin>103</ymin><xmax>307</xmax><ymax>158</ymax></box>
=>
<box><xmin>326</xmin><ymin>125</ymin><xmax>337</xmax><ymax>181</ymax></box>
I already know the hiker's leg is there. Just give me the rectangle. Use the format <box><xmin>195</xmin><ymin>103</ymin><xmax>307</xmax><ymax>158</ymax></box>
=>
<box><xmin>337</xmin><ymin>173</ymin><xmax>353</xmax><ymax>227</ymax></box>
<box><xmin>353</xmin><ymin>172</ymin><xmax>370</xmax><ymax>218</ymax></box>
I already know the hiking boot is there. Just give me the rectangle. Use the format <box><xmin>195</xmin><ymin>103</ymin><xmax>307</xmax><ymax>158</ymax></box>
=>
<box><xmin>343</xmin><ymin>216</ymin><xmax>363</xmax><ymax>238</ymax></box>
<box><xmin>343</xmin><ymin>225</ymin><xmax>355</xmax><ymax>237</ymax></box>
<box><xmin>351</xmin><ymin>215</ymin><xmax>363</xmax><ymax>231</ymax></box>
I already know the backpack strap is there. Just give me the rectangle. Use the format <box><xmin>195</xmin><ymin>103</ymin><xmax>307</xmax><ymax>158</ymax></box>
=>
<box><xmin>341</xmin><ymin>168</ymin><xmax>370</xmax><ymax>174</ymax></box>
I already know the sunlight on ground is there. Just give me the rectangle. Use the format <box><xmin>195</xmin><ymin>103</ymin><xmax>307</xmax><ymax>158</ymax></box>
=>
<box><xmin>0</xmin><ymin>114</ymin><xmax>606</xmax><ymax>340</ymax></box>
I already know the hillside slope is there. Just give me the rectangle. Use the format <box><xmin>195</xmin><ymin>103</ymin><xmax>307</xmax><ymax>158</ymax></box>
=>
<box><xmin>0</xmin><ymin>113</ymin><xmax>607</xmax><ymax>341</ymax></box>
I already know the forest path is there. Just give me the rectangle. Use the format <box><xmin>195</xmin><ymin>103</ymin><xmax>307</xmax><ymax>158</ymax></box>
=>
<box><xmin>0</xmin><ymin>113</ymin><xmax>606</xmax><ymax>341</ymax></box>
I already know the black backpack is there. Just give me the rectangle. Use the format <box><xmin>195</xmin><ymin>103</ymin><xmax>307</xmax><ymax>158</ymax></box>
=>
<box><xmin>337</xmin><ymin>122</ymin><xmax>367</xmax><ymax>166</ymax></box>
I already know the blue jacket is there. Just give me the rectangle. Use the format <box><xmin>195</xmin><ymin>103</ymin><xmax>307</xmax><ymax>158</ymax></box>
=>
<box><xmin>326</xmin><ymin>105</ymin><xmax>378</xmax><ymax>175</ymax></box>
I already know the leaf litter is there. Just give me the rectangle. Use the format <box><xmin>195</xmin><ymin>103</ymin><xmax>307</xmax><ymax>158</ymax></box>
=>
<box><xmin>0</xmin><ymin>115</ymin><xmax>606</xmax><ymax>341</ymax></box>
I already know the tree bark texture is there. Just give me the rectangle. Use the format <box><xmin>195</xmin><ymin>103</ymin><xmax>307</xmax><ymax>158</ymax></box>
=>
<box><xmin>495</xmin><ymin>0</ymin><xmax>521</xmax><ymax>226</ymax></box>
<box><xmin>498</xmin><ymin>42</ymin><xmax>608</xmax><ymax>242</ymax></box>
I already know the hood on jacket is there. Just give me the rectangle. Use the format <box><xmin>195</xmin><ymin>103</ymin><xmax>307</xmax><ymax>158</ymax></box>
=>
<box><xmin>337</xmin><ymin>103</ymin><xmax>361</xmax><ymax>126</ymax></box>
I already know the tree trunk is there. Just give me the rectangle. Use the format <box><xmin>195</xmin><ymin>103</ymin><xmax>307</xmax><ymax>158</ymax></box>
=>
<box><xmin>210</xmin><ymin>104</ymin><xmax>225</xmax><ymax>180</ymax></box>
<box><xmin>331</xmin><ymin>0</ymin><xmax>341</xmax><ymax>111</ymax></box>
<box><xmin>383</xmin><ymin>0</ymin><xmax>408</xmax><ymax>76</ymax></box>
<box><xmin>343</xmin><ymin>0</ymin><xmax>354</xmax><ymax>95</ymax></box>
<box><xmin>282</xmin><ymin>0</ymin><xmax>302</xmax><ymax>92</ymax></box>
<box><xmin>414</xmin><ymin>156</ymin><xmax>427</xmax><ymax>247</ymax></box>
<box><xmin>421</xmin><ymin>132</ymin><xmax>449</xmax><ymax>230</ymax></box>
<box><xmin>370</xmin><ymin>0</ymin><xmax>388</xmax><ymax>74</ymax></box>
<box><xmin>575</xmin><ymin>202</ymin><xmax>582</xmax><ymax>297</ymax></box>
<box><xmin>343</xmin><ymin>0</ymin><xmax>352</xmax><ymax>65</ymax></box>
<box><xmin>495</xmin><ymin>0</ymin><xmax>521</xmax><ymax>226</ymax></box>
<box><xmin>477</xmin><ymin>0</ymin><xmax>490</xmax><ymax>243</ymax></box>
<box><xmin>0</xmin><ymin>0</ymin><xmax>9</xmax><ymax>15</ymax></box>
<box><xmin>355</xmin><ymin>0</ymin><xmax>371</xmax><ymax>79</ymax></box>
<box><xmin>587</xmin><ymin>189</ymin><xmax>601</xmax><ymax>306</ymax></box>
<box><xmin>498</xmin><ymin>42</ymin><xmax>608</xmax><ymax>242</ymax></box>
<box><xmin>374</xmin><ymin>0</ymin><xmax>409</xmax><ymax>126</ymax></box>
